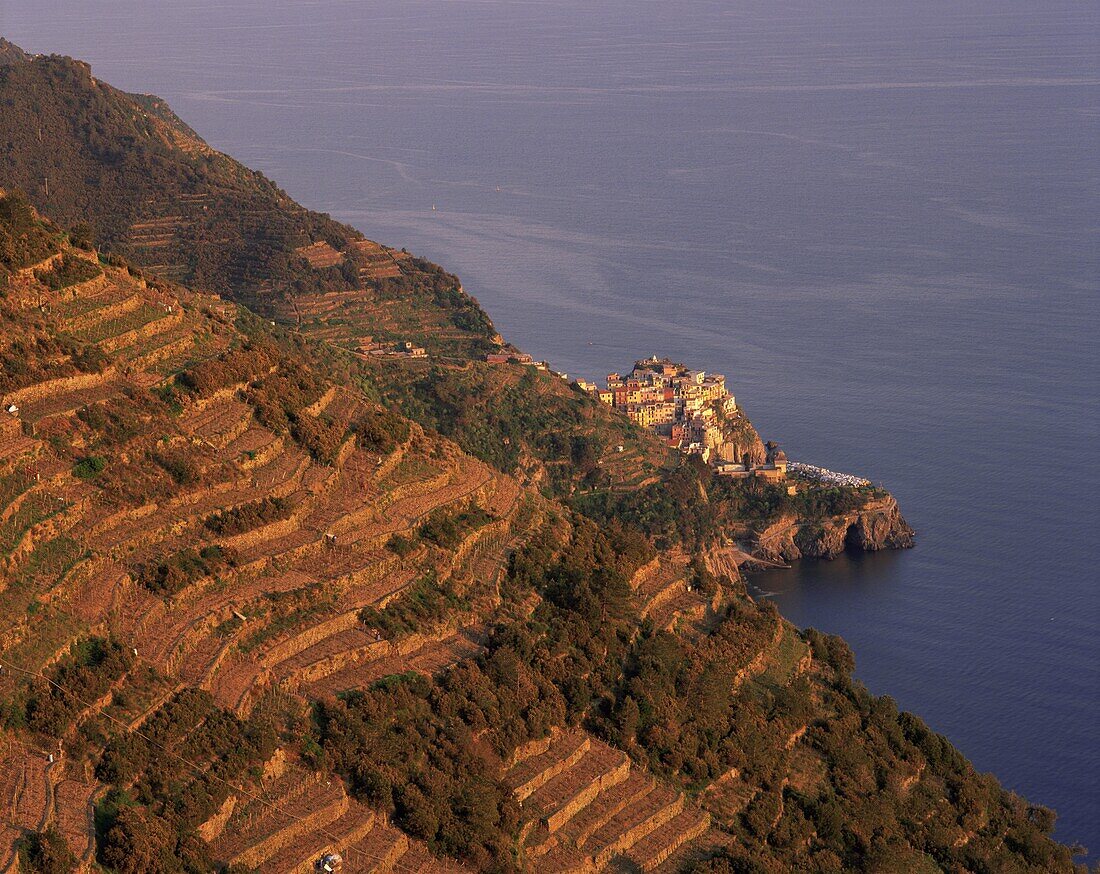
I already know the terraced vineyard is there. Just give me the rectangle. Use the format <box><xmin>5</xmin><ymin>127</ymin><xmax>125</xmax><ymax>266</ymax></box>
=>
<box><xmin>0</xmin><ymin>227</ymin><xmax>536</xmax><ymax>871</ymax></box>
<box><xmin>207</xmin><ymin>754</ymin><xmax>461</xmax><ymax>874</ymax></box>
<box><xmin>0</xmin><ymin>229</ymin><xmax>793</xmax><ymax>874</ymax></box>
<box><xmin>505</xmin><ymin>730</ymin><xmax>722</xmax><ymax>874</ymax></box>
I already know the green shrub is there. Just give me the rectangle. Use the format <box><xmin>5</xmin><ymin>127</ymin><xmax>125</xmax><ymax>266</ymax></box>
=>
<box><xmin>417</xmin><ymin>504</ymin><xmax>492</xmax><ymax>550</ymax></box>
<box><xmin>34</xmin><ymin>253</ymin><xmax>102</xmax><ymax>290</ymax></box>
<box><xmin>0</xmin><ymin>190</ymin><xmax>59</xmax><ymax>269</ymax></box>
<box><xmin>359</xmin><ymin>572</ymin><xmax>466</xmax><ymax>638</ymax></box>
<box><xmin>135</xmin><ymin>545</ymin><xmax>234</xmax><ymax>597</ymax></box>
<box><xmin>385</xmin><ymin>533</ymin><xmax>417</xmax><ymax>557</ymax></box>
<box><xmin>23</xmin><ymin>637</ymin><xmax>132</xmax><ymax>735</ymax></box>
<box><xmin>203</xmin><ymin>496</ymin><xmax>293</xmax><ymax>536</ymax></box>
<box><xmin>72</xmin><ymin>455</ymin><xmax>106</xmax><ymax>480</ymax></box>
<box><xmin>150</xmin><ymin>448</ymin><xmax>200</xmax><ymax>485</ymax></box>
<box><xmin>352</xmin><ymin>406</ymin><xmax>410</xmax><ymax>454</ymax></box>
<box><xmin>17</xmin><ymin>827</ymin><xmax>76</xmax><ymax>874</ymax></box>
<box><xmin>177</xmin><ymin>343</ymin><xmax>274</xmax><ymax>396</ymax></box>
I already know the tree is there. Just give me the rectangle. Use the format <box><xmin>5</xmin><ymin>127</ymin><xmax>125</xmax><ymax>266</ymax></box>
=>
<box><xmin>99</xmin><ymin>806</ymin><xmax>176</xmax><ymax>874</ymax></box>
<box><xmin>19</xmin><ymin>828</ymin><xmax>76</xmax><ymax>874</ymax></box>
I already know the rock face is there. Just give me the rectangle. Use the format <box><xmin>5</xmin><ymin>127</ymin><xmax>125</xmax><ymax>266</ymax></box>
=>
<box><xmin>846</xmin><ymin>495</ymin><xmax>916</xmax><ymax>552</ymax></box>
<box><xmin>754</xmin><ymin>495</ymin><xmax>914</xmax><ymax>564</ymax></box>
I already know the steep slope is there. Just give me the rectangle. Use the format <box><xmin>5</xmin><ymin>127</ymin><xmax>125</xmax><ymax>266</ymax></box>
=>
<box><xmin>0</xmin><ymin>194</ymin><xmax>531</xmax><ymax>871</ymax></box>
<box><xmin>0</xmin><ymin>47</ymin><xmax>495</xmax><ymax>359</ymax></box>
<box><xmin>0</xmin><ymin>43</ymin><xmax>746</xmax><ymax>498</ymax></box>
<box><xmin>0</xmin><ymin>194</ymin><xmax>1078</xmax><ymax>873</ymax></box>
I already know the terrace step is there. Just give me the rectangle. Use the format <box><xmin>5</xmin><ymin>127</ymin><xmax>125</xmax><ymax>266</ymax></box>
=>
<box><xmin>587</xmin><ymin>786</ymin><xmax>685</xmax><ymax>868</ymax></box>
<box><xmin>548</xmin><ymin>770</ymin><xmax>656</xmax><ymax>854</ymax></box>
<box><xmin>650</xmin><ymin>828</ymin><xmax>733</xmax><ymax>874</ymax></box>
<box><xmin>17</xmin><ymin>376</ymin><xmax>124</xmax><ymax>424</ymax></box>
<box><xmin>53</xmin><ymin>778</ymin><xmax>97</xmax><ymax>865</ymax></box>
<box><xmin>646</xmin><ymin>589</ymin><xmax>712</xmax><ymax>633</ymax></box>
<box><xmin>59</xmin><ymin>289</ymin><xmax>144</xmax><ymax>333</ymax></box>
<box><xmin>623</xmin><ymin>808</ymin><xmax>711</xmax><ymax>872</ymax></box>
<box><xmin>636</xmin><ymin>559</ymin><xmax>689</xmax><ymax>618</ymax></box>
<box><xmin>525</xmin><ymin>744</ymin><xmax>631</xmax><ymax>834</ymax></box>
<box><xmin>271</xmin><ymin>626</ymin><xmax>388</xmax><ymax>685</ymax></box>
<box><xmin>180</xmin><ymin>397</ymin><xmax>253</xmax><ymax>449</ymax></box>
<box><xmin>303</xmin><ymin>629</ymin><xmax>484</xmax><ymax>697</ymax></box>
<box><xmin>256</xmin><ymin>803</ymin><xmax>378</xmax><ymax>874</ymax></box>
<box><xmin>507</xmin><ymin>731</ymin><xmax>591</xmax><ymax>802</ymax></box>
<box><xmin>115</xmin><ymin>325</ymin><xmax>196</xmax><ymax>371</ymax></box>
<box><xmin>221</xmin><ymin>778</ymin><xmax>347</xmax><ymax>869</ymax></box>
<box><xmin>342</xmin><ymin>817</ymin><xmax>410</xmax><ymax>874</ymax></box>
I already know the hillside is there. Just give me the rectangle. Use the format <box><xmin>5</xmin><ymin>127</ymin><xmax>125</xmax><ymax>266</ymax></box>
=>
<box><xmin>0</xmin><ymin>48</ymin><xmax>495</xmax><ymax>360</ymax></box>
<box><xmin>0</xmin><ymin>191</ymin><xmax>1080</xmax><ymax>873</ymax></box>
<box><xmin>0</xmin><ymin>44</ymin><xmax>717</xmax><ymax>495</ymax></box>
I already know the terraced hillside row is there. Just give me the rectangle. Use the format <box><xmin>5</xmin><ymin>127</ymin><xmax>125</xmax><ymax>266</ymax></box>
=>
<box><xmin>277</xmin><ymin>254</ymin><xmax>494</xmax><ymax>359</ymax></box>
<box><xmin>206</xmin><ymin>751</ymin><xmax>462</xmax><ymax>874</ymax></box>
<box><xmin>505</xmin><ymin>729</ymin><xmax>723</xmax><ymax>873</ymax></box>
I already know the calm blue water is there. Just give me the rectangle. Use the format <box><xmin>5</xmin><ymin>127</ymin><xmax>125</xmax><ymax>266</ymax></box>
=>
<box><xmin>4</xmin><ymin>0</ymin><xmax>1098</xmax><ymax>855</ymax></box>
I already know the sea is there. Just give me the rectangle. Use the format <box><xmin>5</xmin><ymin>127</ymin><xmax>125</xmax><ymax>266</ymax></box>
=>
<box><xmin>3</xmin><ymin>0</ymin><xmax>1097</xmax><ymax>856</ymax></box>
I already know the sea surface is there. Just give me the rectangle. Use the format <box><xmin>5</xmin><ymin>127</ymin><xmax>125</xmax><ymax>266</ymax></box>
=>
<box><xmin>3</xmin><ymin>0</ymin><xmax>1098</xmax><ymax>856</ymax></box>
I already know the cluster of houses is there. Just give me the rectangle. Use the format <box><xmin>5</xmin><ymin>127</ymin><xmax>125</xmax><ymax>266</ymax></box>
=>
<box><xmin>486</xmin><ymin>350</ymin><xmax>566</xmax><ymax>377</ymax></box>
<box><xmin>577</xmin><ymin>355</ymin><xmax>734</xmax><ymax>456</ymax></box>
<box><xmin>577</xmin><ymin>355</ymin><xmax>791</xmax><ymax>482</ymax></box>
<box><xmin>358</xmin><ymin>339</ymin><xmax>426</xmax><ymax>359</ymax></box>
<box><xmin>483</xmin><ymin>349</ymin><xmax>801</xmax><ymax>485</ymax></box>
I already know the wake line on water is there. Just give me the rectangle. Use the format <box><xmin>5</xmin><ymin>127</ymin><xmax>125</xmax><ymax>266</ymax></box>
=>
<box><xmin>185</xmin><ymin>76</ymin><xmax>1100</xmax><ymax>102</ymax></box>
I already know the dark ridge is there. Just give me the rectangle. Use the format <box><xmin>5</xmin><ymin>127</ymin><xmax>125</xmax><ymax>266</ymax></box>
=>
<box><xmin>0</xmin><ymin>37</ymin><xmax>31</xmax><ymax>66</ymax></box>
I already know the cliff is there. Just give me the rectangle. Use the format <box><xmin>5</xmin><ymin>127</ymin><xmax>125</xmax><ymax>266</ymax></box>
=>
<box><xmin>754</xmin><ymin>494</ymin><xmax>915</xmax><ymax>564</ymax></box>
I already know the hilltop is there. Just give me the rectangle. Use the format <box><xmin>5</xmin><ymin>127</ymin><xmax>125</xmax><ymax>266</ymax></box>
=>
<box><xmin>0</xmin><ymin>42</ymin><xmax>1085</xmax><ymax>874</ymax></box>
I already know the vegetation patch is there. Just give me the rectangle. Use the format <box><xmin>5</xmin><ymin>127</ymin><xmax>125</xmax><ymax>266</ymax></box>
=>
<box><xmin>16</xmin><ymin>827</ymin><xmax>76</xmax><ymax>874</ymax></box>
<box><xmin>351</xmin><ymin>405</ymin><xmax>409</xmax><ymax>454</ymax></box>
<box><xmin>12</xmin><ymin>636</ymin><xmax>132</xmax><ymax>735</ymax></box>
<box><xmin>289</xmin><ymin>412</ymin><xmax>347</xmax><ymax>463</ymax></box>
<box><xmin>177</xmin><ymin>343</ymin><xmax>275</xmax><ymax>396</ymax></box>
<box><xmin>237</xmin><ymin>583</ymin><xmax>336</xmax><ymax>653</ymax></box>
<box><xmin>315</xmin><ymin>672</ymin><xmax>523</xmax><ymax>868</ymax></box>
<box><xmin>34</xmin><ymin>252</ymin><xmax>102</xmax><ymax>290</ymax></box>
<box><xmin>0</xmin><ymin>492</ymin><xmax>68</xmax><ymax>557</ymax></box>
<box><xmin>135</xmin><ymin>545</ymin><xmax>235</xmax><ymax>597</ymax></box>
<box><xmin>149</xmin><ymin>446</ymin><xmax>201</xmax><ymax>486</ymax></box>
<box><xmin>0</xmin><ymin>190</ymin><xmax>60</xmax><ymax>271</ymax></box>
<box><xmin>417</xmin><ymin>503</ymin><xmax>493</xmax><ymax>549</ymax></box>
<box><xmin>95</xmin><ymin>689</ymin><xmax>276</xmax><ymax>871</ymax></box>
<box><xmin>359</xmin><ymin>572</ymin><xmax>468</xmax><ymax>638</ymax></box>
<box><xmin>0</xmin><ymin>332</ymin><xmax>109</xmax><ymax>396</ymax></box>
<box><xmin>72</xmin><ymin>454</ymin><xmax>106</xmax><ymax>480</ymax></box>
<box><xmin>203</xmin><ymin>496</ymin><xmax>293</xmax><ymax>537</ymax></box>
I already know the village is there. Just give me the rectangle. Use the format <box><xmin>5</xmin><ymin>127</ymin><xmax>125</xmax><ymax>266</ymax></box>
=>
<box><xmin>575</xmin><ymin>355</ymin><xmax>792</xmax><ymax>482</ymax></box>
<box><xmin>360</xmin><ymin>344</ymin><xmax>870</xmax><ymax>491</ymax></box>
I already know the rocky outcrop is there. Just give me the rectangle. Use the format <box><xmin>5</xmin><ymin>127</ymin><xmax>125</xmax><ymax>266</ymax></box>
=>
<box><xmin>846</xmin><ymin>495</ymin><xmax>915</xmax><ymax>551</ymax></box>
<box><xmin>754</xmin><ymin>494</ymin><xmax>914</xmax><ymax>564</ymax></box>
<box><xmin>717</xmin><ymin>408</ymin><xmax>768</xmax><ymax>466</ymax></box>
